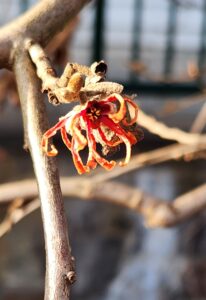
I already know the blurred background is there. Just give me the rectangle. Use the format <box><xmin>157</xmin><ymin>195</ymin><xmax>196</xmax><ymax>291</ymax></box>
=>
<box><xmin>0</xmin><ymin>0</ymin><xmax>206</xmax><ymax>299</ymax></box>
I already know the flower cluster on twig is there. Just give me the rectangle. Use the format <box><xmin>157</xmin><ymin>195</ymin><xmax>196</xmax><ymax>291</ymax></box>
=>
<box><xmin>42</xmin><ymin>60</ymin><xmax>143</xmax><ymax>174</ymax></box>
<box><xmin>28</xmin><ymin>42</ymin><xmax>143</xmax><ymax>174</ymax></box>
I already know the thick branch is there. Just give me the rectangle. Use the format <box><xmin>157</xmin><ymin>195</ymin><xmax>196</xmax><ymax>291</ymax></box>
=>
<box><xmin>0</xmin><ymin>0</ymin><xmax>90</xmax><ymax>68</ymax></box>
<box><xmin>14</xmin><ymin>50</ymin><xmax>73</xmax><ymax>300</ymax></box>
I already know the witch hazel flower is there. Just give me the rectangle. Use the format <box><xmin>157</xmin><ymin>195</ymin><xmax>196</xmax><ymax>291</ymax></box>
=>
<box><xmin>42</xmin><ymin>92</ymin><xmax>142</xmax><ymax>174</ymax></box>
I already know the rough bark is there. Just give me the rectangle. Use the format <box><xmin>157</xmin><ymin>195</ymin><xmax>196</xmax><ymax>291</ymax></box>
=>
<box><xmin>14</xmin><ymin>49</ymin><xmax>73</xmax><ymax>300</ymax></box>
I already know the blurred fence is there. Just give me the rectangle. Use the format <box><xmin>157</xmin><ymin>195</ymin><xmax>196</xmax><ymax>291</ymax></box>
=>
<box><xmin>71</xmin><ymin>0</ymin><xmax>206</xmax><ymax>92</ymax></box>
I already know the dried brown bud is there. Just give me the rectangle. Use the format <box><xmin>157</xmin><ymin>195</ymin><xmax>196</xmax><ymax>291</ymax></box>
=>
<box><xmin>58</xmin><ymin>63</ymin><xmax>75</xmax><ymax>88</ymax></box>
<box><xmin>90</xmin><ymin>60</ymin><xmax>107</xmax><ymax>77</ymax></box>
<box><xmin>54</xmin><ymin>88</ymin><xmax>79</xmax><ymax>103</ymax></box>
<box><xmin>67</xmin><ymin>72</ymin><xmax>84</xmax><ymax>93</ymax></box>
<box><xmin>48</xmin><ymin>91</ymin><xmax>60</xmax><ymax>105</ymax></box>
<box><xmin>66</xmin><ymin>271</ymin><xmax>76</xmax><ymax>284</ymax></box>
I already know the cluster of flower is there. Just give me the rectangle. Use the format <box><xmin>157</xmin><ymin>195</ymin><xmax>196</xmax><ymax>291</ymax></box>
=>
<box><xmin>42</xmin><ymin>93</ymin><xmax>141</xmax><ymax>174</ymax></box>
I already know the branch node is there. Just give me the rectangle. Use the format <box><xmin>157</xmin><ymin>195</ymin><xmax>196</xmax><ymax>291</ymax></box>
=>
<box><xmin>66</xmin><ymin>271</ymin><xmax>76</xmax><ymax>285</ymax></box>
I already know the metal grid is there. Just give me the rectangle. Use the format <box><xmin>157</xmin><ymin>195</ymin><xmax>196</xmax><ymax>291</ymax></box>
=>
<box><xmin>1</xmin><ymin>0</ymin><xmax>206</xmax><ymax>93</ymax></box>
<box><xmin>88</xmin><ymin>0</ymin><xmax>206</xmax><ymax>92</ymax></box>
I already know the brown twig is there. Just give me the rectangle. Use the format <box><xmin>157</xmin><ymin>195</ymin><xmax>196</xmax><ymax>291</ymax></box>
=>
<box><xmin>28</xmin><ymin>42</ymin><xmax>124</xmax><ymax>105</ymax></box>
<box><xmin>129</xmin><ymin>59</ymin><xmax>200</xmax><ymax>83</ymax></box>
<box><xmin>0</xmin><ymin>179</ymin><xmax>206</xmax><ymax>234</ymax></box>
<box><xmin>190</xmin><ymin>102</ymin><xmax>206</xmax><ymax>133</ymax></box>
<box><xmin>0</xmin><ymin>70</ymin><xmax>17</xmax><ymax>107</ymax></box>
<box><xmin>157</xmin><ymin>97</ymin><xmax>205</xmax><ymax>118</ymax></box>
<box><xmin>92</xmin><ymin>143</ymin><xmax>206</xmax><ymax>182</ymax></box>
<box><xmin>156</xmin><ymin>92</ymin><xmax>206</xmax><ymax>119</ymax></box>
<box><xmin>27</xmin><ymin>41</ymin><xmax>58</xmax><ymax>92</ymax></box>
<box><xmin>0</xmin><ymin>198</ymin><xmax>39</xmax><ymax>238</ymax></box>
<box><xmin>14</xmin><ymin>50</ymin><xmax>73</xmax><ymax>300</ymax></box>
<box><xmin>138</xmin><ymin>110</ymin><xmax>206</xmax><ymax>145</ymax></box>
<box><xmin>0</xmin><ymin>19</ymin><xmax>79</xmax><ymax>107</ymax></box>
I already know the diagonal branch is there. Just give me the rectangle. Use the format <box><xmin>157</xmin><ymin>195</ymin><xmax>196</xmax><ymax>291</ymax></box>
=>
<box><xmin>0</xmin><ymin>198</ymin><xmax>39</xmax><ymax>238</ymax></box>
<box><xmin>190</xmin><ymin>102</ymin><xmax>206</xmax><ymax>133</ymax></box>
<box><xmin>14</xmin><ymin>50</ymin><xmax>73</xmax><ymax>300</ymax></box>
<box><xmin>138</xmin><ymin>110</ymin><xmax>206</xmax><ymax>145</ymax></box>
<box><xmin>92</xmin><ymin>143</ymin><xmax>206</xmax><ymax>182</ymax></box>
<box><xmin>0</xmin><ymin>0</ymin><xmax>90</xmax><ymax>68</ymax></box>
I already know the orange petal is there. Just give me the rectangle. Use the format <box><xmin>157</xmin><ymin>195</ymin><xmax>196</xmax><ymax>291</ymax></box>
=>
<box><xmin>69</xmin><ymin>114</ymin><xmax>87</xmax><ymax>150</ymax></box>
<box><xmin>122</xmin><ymin>97</ymin><xmax>138</xmax><ymax>126</ymax></box>
<box><xmin>108</xmin><ymin>93</ymin><xmax>127</xmax><ymax>123</ymax></box>
<box><xmin>61</xmin><ymin>127</ymin><xmax>72</xmax><ymax>150</ymax></box>
<box><xmin>100</xmin><ymin>116</ymin><xmax>134</xmax><ymax>166</ymax></box>
<box><xmin>41</xmin><ymin>118</ymin><xmax>67</xmax><ymax>156</ymax></box>
<box><xmin>118</xmin><ymin>135</ymin><xmax>132</xmax><ymax>167</ymax></box>
<box><xmin>85</xmin><ymin>118</ymin><xmax>116</xmax><ymax>171</ymax></box>
<box><xmin>71</xmin><ymin>138</ymin><xmax>90</xmax><ymax>175</ymax></box>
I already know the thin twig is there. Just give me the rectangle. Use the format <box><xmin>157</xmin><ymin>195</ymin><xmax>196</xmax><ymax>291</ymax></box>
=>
<box><xmin>0</xmin><ymin>198</ymin><xmax>39</xmax><ymax>238</ymax></box>
<box><xmin>28</xmin><ymin>41</ymin><xmax>58</xmax><ymax>92</ymax></box>
<box><xmin>46</xmin><ymin>17</ymin><xmax>79</xmax><ymax>63</ymax></box>
<box><xmin>138</xmin><ymin>110</ymin><xmax>206</xmax><ymax>145</ymax></box>
<box><xmin>92</xmin><ymin>143</ymin><xmax>206</xmax><ymax>182</ymax></box>
<box><xmin>129</xmin><ymin>59</ymin><xmax>201</xmax><ymax>83</ymax></box>
<box><xmin>157</xmin><ymin>97</ymin><xmax>205</xmax><ymax>118</ymax></box>
<box><xmin>0</xmin><ymin>19</ymin><xmax>78</xmax><ymax>108</ymax></box>
<box><xmin>190</xmin><ymin>102</ymin><xmax>206</xmax><ymax>133</ymax></box>
<box><xmin>28</xmin><ymin>42</ymin><xmax>124</xmax><ymax>105</ymax></box>
<box><xmin>14</xmin><ymin>50</ymin><xmax>73</xmax><ymax>300</ymax></box>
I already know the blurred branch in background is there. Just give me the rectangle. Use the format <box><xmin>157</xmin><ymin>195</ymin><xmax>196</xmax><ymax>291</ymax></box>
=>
<box><xmin>0</xmin><ymin>197</ymin><xmax>39</xmax><ymax>238</ymax></box>
<box><xmin>190</xmin><ymin>102</ymin><xmax>206</xmax><ymax>133</ymax></box>
<box><xmin>0</xmin><ymin>178</ymin><xmax>206</xmax><ymax>239</ymax></box>
<box><xmin>129</xmin><ymin>60</ymin><xmax>201</xmax><ymax>84</ymax></box>
<box><xmin>0</xmin><ymin>0</ymin><xmax>89</xmax><ymax>68</ymax></box>
<box><xmin>157</xmin><ymin>96</ymin><xmax>206</xmax><ymax>118</ymax></box>
<box><xmin>0</xmin><ymin>143</ymin><xmax>205</xmax><ymax>203</ymax></box>
<box><xmin>0</xmin><ymin>70</ymin><xmax>18</xmax><ymax>107</ymax></box>
<box><xmin>138</xmin><ymin>110</ymin><xmax>206</xmax><ymax>145</ymax></box>
<box><xmin>46</xmin><ymin>17</ymin><xmax>79</xmax><ymax>67</ymax></box>
<box><xmin>93</xmin><ymin>143</ymin><xmax>206</xmax><ymax>183</ymax></box>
